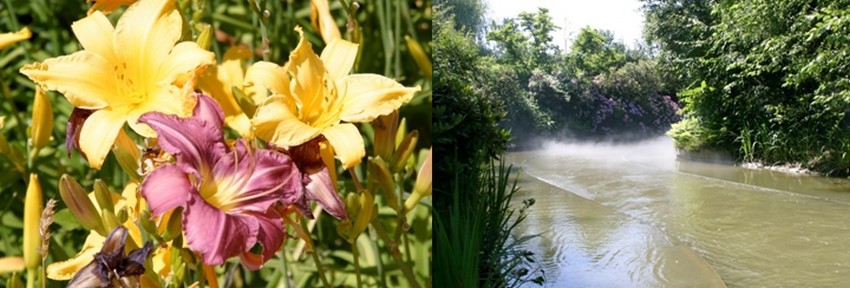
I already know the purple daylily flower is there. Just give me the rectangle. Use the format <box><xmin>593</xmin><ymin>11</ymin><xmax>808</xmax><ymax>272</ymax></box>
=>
<box><xmin>139</xmin><ymin>93</ymin><xmax>301</xmax><ymax>269</ymax></box>
<box><xmin>280</xmin><ymin>137</ymin><xmax>348</xmax><ymax>220</ymax></box>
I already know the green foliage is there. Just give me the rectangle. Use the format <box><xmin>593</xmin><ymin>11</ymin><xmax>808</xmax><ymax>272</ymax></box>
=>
<box><xmin>646</xmin><ymin>0</ymin><xmax>850</xmax><ymax>175</ymax></box>
<box><xmin>434</xmin><ymin>161</ymin><xmax>541</xmax><ymax>288</ymax></box>
<box><xmin>434</xmin><ymin>0</ymin><xmax>487</xmax><ymax>38</ymax></box>
<box><xmin>667</xmin><ymin>117</ymin><xmax>710</xmax><ymax>151</ymax></box>
<box><xmin>565</xmin><ymin>27</ymin><xmax>628</xmax><ymax>77</ymax></box>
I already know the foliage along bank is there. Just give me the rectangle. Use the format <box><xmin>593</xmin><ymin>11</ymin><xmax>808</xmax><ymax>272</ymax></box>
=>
<box><xmin>646</xmin><ymin>0</ymin><xmax>850</xmax><ymax>175</ymax></box>
<box><xmin>484</xmin><ymin>9</ymin><xmax>681</xmax><ymax>148</ymax></box>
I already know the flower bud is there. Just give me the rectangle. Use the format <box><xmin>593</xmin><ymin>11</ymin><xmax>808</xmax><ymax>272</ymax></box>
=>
<box><xmin>311</xmin><ymin>0</ymin><xmax>341</xmax><ymax>44</ymax></box>
<box><xmin>391</xmin><ymin>130</ymin><xmax>418</xmax><ymax>173</ymax></box>
<box><xmin>373</xmin><ymin>112</ymin><xmax>398</xmax><ymax>161</ymax></box>
<box><xmin>0</xmin><ymin>257</ymin><xmax>24</xmax><ymax>273</ymax></box>
<box><xmin>59</xmin><ymin>174</ymin><xmax>106</xmax><ymax>235</ymax></box>
<box><xmin>195</xmin><ymin>24</ymin><xmax>213</xmax><ymax>51</ymax></box>
<box><xmin>0</xmin><ymin>116</ymin><xmax>9</xmax><ymax>156</ymax></box>
<box><xmin>30</xmin><ymin>86</ymin><xmax>54</xmax><ymax>151</ymax></box>
<box><xmin>101</xmin><ymin>209</ymin><xmax>120</xmax><ymax>233</ymax></box>
<box><xmin>405</xmin><ymin>35</ymin><xmax>432</xmax><ymax>78</ymax></box>
<box><xmin>23</xmin><ymin>174</ymin><xmax>43</xmax><ymax>270</ymax></box>
<box><xmin>0</xmin><ymin>26</ymin><xmax>31</xmax><ymax>49</ymax></box>
<box><xmin>350</xmin><ymin>190</ymin><xmax>375</xmax><ymax>242</ymax></box>
<box><xmin>112</xmin><ymin>130</ymin><xmax>141</xmax><ymax>181</ymax></box>
<box><xmin>368</xmin><ymin>157</ymin><xmax>398</xmax><ymax>212</ymax></box>
<box><xmin>93</xmin><ymin>179</ymin><xmax>114</xmax><ymax>214</ymax></box>
<box><xmin>406</xmin><ymin>148</ymin><xmax>432</xmax><ymax>212</ymax></box>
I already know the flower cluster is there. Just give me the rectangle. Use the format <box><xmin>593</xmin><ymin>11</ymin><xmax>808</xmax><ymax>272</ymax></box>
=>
<box><xmin>9</xmin><ymin>0</ymin><xmax>430</xmax><ymax>286</ymax></box>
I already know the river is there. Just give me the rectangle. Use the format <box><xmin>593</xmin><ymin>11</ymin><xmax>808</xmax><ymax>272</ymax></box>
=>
<box><xmin>509</xmin><ymin>137</ymin><xmax>850</xmax><ymax>287</ymax></box>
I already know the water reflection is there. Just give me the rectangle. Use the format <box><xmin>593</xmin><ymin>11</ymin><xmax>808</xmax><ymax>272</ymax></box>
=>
<box><xmin>510</xmin><ymin>137</ymin><xmax>850</xmax><ymax>287</ymax></box>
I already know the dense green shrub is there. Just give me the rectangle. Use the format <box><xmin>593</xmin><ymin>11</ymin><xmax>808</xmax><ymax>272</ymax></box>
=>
<box><xmin>645</xmin><ymin>0</ymin><xmax>850</xmax><ymax>175</ymax></box>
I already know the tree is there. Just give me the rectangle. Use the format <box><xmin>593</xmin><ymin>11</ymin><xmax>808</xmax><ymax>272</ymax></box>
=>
<box><xmin>565</xmin><ymin>27</ymin><xmax>628</xmax><ymax>77</ymax></box>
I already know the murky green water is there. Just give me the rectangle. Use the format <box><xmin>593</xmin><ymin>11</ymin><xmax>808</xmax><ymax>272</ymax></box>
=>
<box><xmin>509</xmin><ymin>137</ymin><xmax>850</xmax><ymax>287</ymax></box>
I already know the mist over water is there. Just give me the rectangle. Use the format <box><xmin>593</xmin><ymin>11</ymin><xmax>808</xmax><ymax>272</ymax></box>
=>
<box><xmin>510</xmin><ymin>136</ymin><xmax>850</xmax><ymax>287</ymax></box>
<box><xmin>538</xmin><ymin>136</ymin><xmax>678</xmax><ymax>170</ymax></box>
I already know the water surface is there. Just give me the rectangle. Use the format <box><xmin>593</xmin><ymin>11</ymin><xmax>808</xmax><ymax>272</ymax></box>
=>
<box><xmin>510</xmin><ymin>137</ymin><xmax>850</xmax><ymax>287</ymax></box>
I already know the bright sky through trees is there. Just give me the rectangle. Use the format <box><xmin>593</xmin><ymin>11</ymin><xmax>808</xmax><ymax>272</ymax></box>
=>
<box><xmin>486</xmin><ymin>0</ymin><xmax>644</xmax><ymax>49</ymax></box>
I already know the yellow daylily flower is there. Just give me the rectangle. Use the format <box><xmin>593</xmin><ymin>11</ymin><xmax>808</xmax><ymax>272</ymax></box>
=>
<box><xmin>19</xmin><ymin>0</ymin><xmax>215</xmax><ymax>169</ymax></box>
<box><xmin>198</xmin><ymin>46</ymin><xmax>255</xmax><ymax>138</ymax></box>
<box><xmin>0</xmin><ymin>27</ymin><xmax>31</xmax><ymax>49</ymax></box>
<box><xmin>249</xmin><ymin>27</ymin><xmax>420</xmax><ymax>169</ymax></box>
<box><xmin>87</xmin><ymin>0</ymin><xmax>137</xmax><ymax>15</ymax></box>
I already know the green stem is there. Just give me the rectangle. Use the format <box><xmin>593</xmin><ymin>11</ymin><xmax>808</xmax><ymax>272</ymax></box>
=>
<box><xmin>367</xmin><ymin>227</ymin><xmax>386</xmax><ymax>288</ymax></box>
<box><xmin>279</xmin><ymin>248</ymin><xmax>290</xmax><ymax>288</ymax></box>
<box><xmin>26</xmin><ymin>269</ymin><xmax>35</xmax><ymax>288</ymax></box>
<box><xmin>300</xmin><ymin>217</ymin><xmax>331</xmax><ymax>288</ymax></box>
<box><xmin>248</xmin><ymin>0</ymin><xmax>270</xmax><ymax>61</ymax></box>
<box><xmin>370</xmin><ymin>217</ymin><xmax>420</xmax><ymax>288</ymax></box>
<box><xmin>352</xmin><ymin>236</ymin><xmax>362</xmax><ymax>288</ymax></box>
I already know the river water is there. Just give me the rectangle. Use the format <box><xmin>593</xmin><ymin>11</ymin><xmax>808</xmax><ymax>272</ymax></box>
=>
<box><xmin>509</xmin><ymin>137</ymin><xmax>850</xmax><ymax>287</ymax></box>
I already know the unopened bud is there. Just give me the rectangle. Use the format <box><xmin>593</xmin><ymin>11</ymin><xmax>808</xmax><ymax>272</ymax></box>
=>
<box><xmin>59</xmin><ymin>174</ymin><xmax>105</xmax><ymax>235</ymax></box>
<box><xmin>311</xmin><ymin>0</ymin><xmax>341</xmax><ymax>43</ymax></box>
<box><xmin>112</xmin><ymin>130</ymin><xmax>141</xmax><ymax>181</ymax></box>
<box><xmin>406</xmin><ymin>147</ymin><xmax>432</xmax><ymax>212</ymax></box>
<box><xmin>405</xmin><ymin>35</ymin><xmax>432</xmax><ymax>78</ymax></box>
<box><xmin>373</xmin><ymin>112</ymin><xmax>398</xmax><ymax>160</ymax></box>
<box><xmin>350</xmin><ymin>190</ymin><xmax>374</xmax><ymax>242</ymax></box>
<box><xmin>0</xmin><ymin>116</ymin><xmax>9</xmax><ymax>156</ymax></box>
<box><xmin>93</xmin><ymin>179</ymin><xmax>114</xmax><ymax>214</ymax></box>
<box><xmin>0</xmin><ymin>257</ymin><xmax>24</xmax><ymax>274</ymax></box>
<box><xmin>391</xmin><ymin>130</ymin><xmax>418</xmax><ymax>173</ymax></box>
<box><xmin>0</xmin><ymin>26</ymin><xmax>31</xmax><ymax>49</ymax></box>
<box><xmin>195</xmin><ymin>24</ymin><xmax>213</xmax><ymax>51</ymax></box>
<box><xmin>162</xmin><ymin>208</ymin><xmax>183</xmax><ymax>242</ymax></box>
<box><xmin>101</xmin><ymin>209</ymin><xmax>120</xmax><ymax>232</ymax></box>
<box><xmin>30</xmin><ymin>86</ymin><xmax>54</xmax><ymax>151</ymax></box>
<box><xmin>368</xmin><ymin>157</ymin><xmax>398</xmax><ymax>211</ymax></box>
<box><xmin>23</xmin><ymin>174</ymin><xmax>43</xmax><ymax>270</ymax></box>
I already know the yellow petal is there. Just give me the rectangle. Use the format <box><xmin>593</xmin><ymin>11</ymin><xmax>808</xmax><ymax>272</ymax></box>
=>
<box><xmin>288</xmin><ymin>27</ymin><xmax>327</xmax><ymax>114</ymax></box>
<box><xmin>338</xmin><ymin>74</ymin><xmax>419</xmax><ymax>123</ymax></box>
<box><xmin>71</xmin><ymin>12</ymin><xmax>116</xmax><ymax>64</ymax></box>
<box><xmin>0</xmin><ymin>27</ymin><xmax>30</xmax><ymax>49</ymax></box>
<box><xmin>155</xmin><ymin>41</ymin><xmax>215</xmax><ymax>86</ymax></box>
<box><xmin>244</xmin><ymin>61</ymin><xmax>292</xmax><ymax>106</ymax></box>
<box><xmin>253</xmin><ymin>95</ymin><xmax>321</xmax><ymax>146</ymax></box>
<box><xmin>322</xmin><ymin>123</ymin><xmax>365</xmax><ymax>169</ymax></box>
<box><xmin>127</xmin><ymin>86</ymin><xmax>192</xmax><ymax>137</ymax></box>
<box><xmin>46</xmin><ymin>231</ymin><xmax>105</xmax><ymax>280</ymax></box>
<box><xmin>19</xmin><ymin>51</ymin><xmax>117</xmax><ymax>109</ymax></box>
<box><xmin>320</xmin><ymin>38</ymin><xmax>358</xmax><ymax>81</ymax></box>
<box><xmin>115</xmin><ymin>0</ymin><xmax>181</xmax><ymax>90</ymax></box>
<box><xmin>79</xmin><ymin>108</ymin><xmax>127</xmax><ymax>169</ymax></box>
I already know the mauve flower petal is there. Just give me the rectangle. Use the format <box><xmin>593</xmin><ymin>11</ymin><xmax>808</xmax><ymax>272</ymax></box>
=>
<box><xmin>305</xmin><ymin>167</ymin><xmax>347</xmax><ymax>220</ymax></box>
<box><xmin>240</xmin><ymin>210</ymin><xmax>285</xmax><ymax>270</ymax></box>
<box><xmin>183</xmin><ymin>194</ymin><xmax>259</xmax><ymax>265</ymax></box>
<box><xmin>141</xmin><ymin>163</ymin><xmax>193</xmax><ymax>216</ymax></box>
<box><xmin>192</xmin><ymin>93</ymin><xmax>225</xmax><ymax>132</ymax></box>
<box><xmin>138</xmin><ymin>111</ymin><xmax>222</xmax><ymax>170</ymax></box>
<box><xmin>65</xmin><ymin>108</ymin><xmax>92</xmax><ymax>158</ymax></box>
<box><xmin>211</xmin><ymin>140</ymin><xmax>301</xmax><ymax>214</ymax></box>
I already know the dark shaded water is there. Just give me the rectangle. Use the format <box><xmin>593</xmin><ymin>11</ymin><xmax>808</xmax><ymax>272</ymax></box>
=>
<box><xmin>510</xmin><ymin>137</ymin><xmax>850</xmax><ymax>287</ymax></box>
